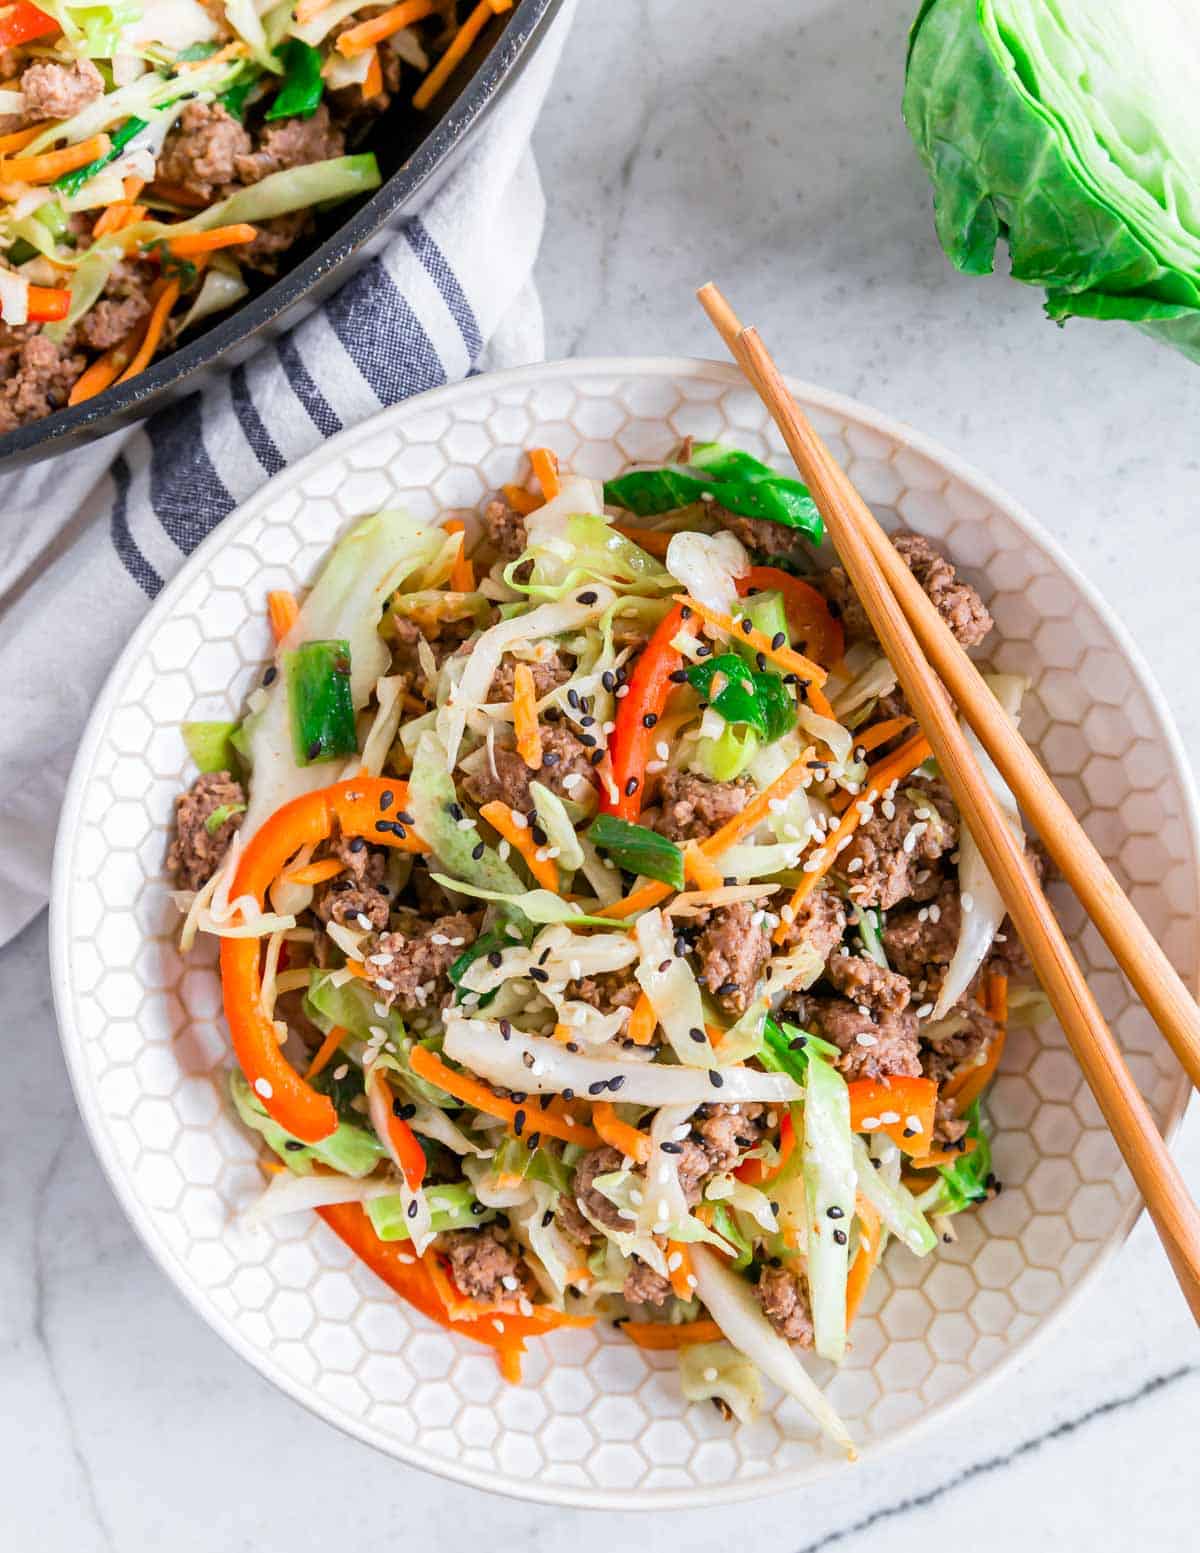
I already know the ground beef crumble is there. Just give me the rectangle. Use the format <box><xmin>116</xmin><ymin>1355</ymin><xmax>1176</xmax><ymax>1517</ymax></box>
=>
<box><xmin>756</xmin><ymin>1264</ymin><xmax>815</xmax><ymax>1345</ymax></box>
<box><xmin>360</xmin><ymin>910</ymin><xmax>478</xmax><ymax>1012</ymax></box>
<box><xmin>167</xmin><ymin>771</ymin><xmax>246</xmax><ymax>891</ymax></box>
<box><xmin>695</xmin><ymin>899</ymin><xmax>772</xmax><ymax>1013</ymax></box>
<box><xmin>825</xmin><ymin>532</ymin><xmax>993</xmax><ymax>649</ymax></box>
<box><xmin>789</xmin><ymin>993</ymin><xmax>922</xmax><ymax>1082</ymax></box>
<box><xmin>654</xmin><ymin>769</ymin><xmax>752</xmax><ymax>843</ymax></box>
<box><xmin>837</xmin><ymin>777</ymin><xmax>957</xmax><ymax>910</ymax></box>
<box><xmin>440</xmin><ymin>1225</ymin><xmax>534</xmax><ymax>1306</ymax></box>
<box><xmin>623</xmin><ymin>1257</ymin><xmax>672</xmax><ymax>1306</ymax></box>
<box><xmin>461</xmin><ymin>723</ymin><xmax>597</xmax><ymax>813</ymax></box>
<box><xmin>826</xmin><ymin>950</ymin><xmax>911</xmax><ymax>1013</ymax></box>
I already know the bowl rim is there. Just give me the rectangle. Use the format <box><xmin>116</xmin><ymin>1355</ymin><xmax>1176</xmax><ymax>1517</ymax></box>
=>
<box><xmin>0</xmin><ymin>0</ymin><xmax>566</xmax><ymax>468</ymax></box>
<box><xmin>48</xmin><ymin>355</ymin><xmax>1200</xmax><ymax>1509</ymax></box>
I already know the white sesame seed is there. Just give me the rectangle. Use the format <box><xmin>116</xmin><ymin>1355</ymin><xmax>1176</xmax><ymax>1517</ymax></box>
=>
<box><xmin>492</xmin><ymin>1319</ymin><xmax>506</xmax><ymax>1333</ymax></box>
<box><xmin>510</xmin><ymin>811</ymin><xmax>528</xmax><ymax>829</ymax></box>
<box><xmin>855</xmin><ymin>1032</ymin><xmax>878</xmax><ymax>1048</ymax></box>
<box><xmin>906</xmin><ymin>1115</ymin><xmax>923</xmax><ymax>1133</ymax></box>
<box><xmin>667</xmin><ymin>1251</ymin><xmax>683</xmax><ymax>1272</ymax></box>
<box><xmin>916</xmin><ymin>1002</ymin><xmax>934</xmax><ymax>1018</ymax></box>
<box><xmin>369</xmin><ymin>1026</ymin><xmax>388</xmax><ymax>1041</ymax></box>
<box><xmin>254</xmin><ymin>1077</ymin><xmax>273</xmax><ymax>1099</ymax></box>
<box><xmin>429</xmin><ymin>932</ymin><xmax>449</xmax><ymax>945</ymax></box>
<box><xmin>397</xmin><ymin>1252</ymin><xmax>415</xmax><ymax>1265</ymax></box>
<box><xmin>881</xmin><ymin>799</ymin><xmax>896</xmax><ymax>820</ymax></box>
<box><xmin>656</xmin><ymin>741</ymin><xmax>670</xmax><ymax>761</ymax></box>
<box><xmin>630</xmin><ymin>1188</ymin><xmax>644</xmax><ymax>1205</ymax></box>
<box><xmin>846</xmin><ymin>855</ymin><xmax>865</xmax><ymax>874</ymax></box>
<box><xmin>917</xmin><ymin>908</ymin><xmax>929</xmax><ymax>923</ymax></box>
<box><xmin>703</xmin><ymin>1366</ymin><xmax>719</xmax><ymax>1383</ymax></box>
<box><xmin>686</xmin><ymin>1274</ymin><xmax>698</xmax><ymax>1289</ymax></box>
<box><xmin>879</xmin><ymin>1110</ymin><xmax>901</xmax><ymax>1125</ymax></box>
<box><xmin>655</xmin><ymin>1199</ymin><xmax>670</xmax><ymax>1220</ymax></box>
<box><xmin>518</xmin><ymin>1296</ymin><xmax>534</xmax><ymax>1316</ymax></box>
<box><xmin>501</xmin><ymin>1274</ymin><xmax>520</xmax><ymax>1291</ymax></box>
<box><xmin>374</xmin><ymin>976</ymin><xmax>394</xmax><ymax>992</ymax></box>
<box><xmin>861</xmin><ymin>1115</ymin><xmax>881</xmax><ymax>1129</ymax></box>
<box><xmin>333</xmin><ymin>1064</ymin><xmax>349</xmax><ymax>1081</ymax></box>
<box><xmin>962</xmin><ymin>892</ymin><xmax>974</xmax><ymax>911</ymax></box>
<box><xmin>616</xmin><ymin>685</ymin><xmax>629</xmax><ymax>698</ymax></box>
<box><xmin>928</xmin><ymin>903</ymin><xmax>941</xmax><ymax>924</ymax></box>
<box><xmin>456</xmin><ymin>817</ymin><xmax>477</xmax><ymax>831</ymax></box>
<box><xmin>356</xmin><ymin>913</ymin><xmax>373</xmax><ymax>931</ymax></box>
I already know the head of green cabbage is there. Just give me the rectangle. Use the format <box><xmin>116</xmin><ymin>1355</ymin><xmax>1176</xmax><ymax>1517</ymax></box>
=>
<box><xmin>904</xmin><ymin>0</ymin><xmax>1200</xmax><ymax>362</ymax></box>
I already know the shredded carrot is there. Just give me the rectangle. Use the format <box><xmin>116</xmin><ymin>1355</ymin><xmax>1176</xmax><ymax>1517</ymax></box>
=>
<box><xmin>852</xmin><ymin>714</ymin><xmax>915</xmax><ymax>756</ymax></box>
<box><xmin>845</xmin><ymin>1196</ymin><xmax>883</xmax><ymax>1327</ymax></box>
<box><xmin>614</xmin><ymin>524</ymin><xmax>671</xmax><ymax>558</ymax></box>
<box><xmin>167</xmin><ymin>223</ymin><xmax>256</xmax><ymax>258</ymax></box>
<box><xmin>511</xmin><ymin>662</ymin><xmax>543</xmax><ymax>770</ymax></box>
<box><xmin>444</xmin><ymin>518</ymin><xmax>475</xmax><ymax>592</ymax></box>
<box><xmin>0</xmin><ymin>132</ymin><xmax>110</xmax><ymax>185</ymax></box>
<box><xmin>268</xmin><ymin>589</ymin><xmax>300</xmax><ymax>642</ymax></box>
<box><xmin>528</xmin><ymin>446</ymin><xmax>561</xmax><ymax>501</ymax></box>
<box><xmin>627</xmin><ymin>991</ymin><xmax>657</xmax><ymax>1046</ymax></box>
<box><xmin>424</xmin><ymin>1250</ymin><xmax>595</xmax><ymax>1328</ymax></box>
<box><xmin>93</xmin><ymin>199</ymin><xmax>145</xmax><ymax>237</ymax></box>
<box><xmin>479</xmin><ymin>797</ymin><xmax>558</xmax><ymax>891</ymax></box>
<box><xmin>622</xmin><ymin>1318</ymin><xmax>723</xmax><ymax>1350</ymax></box>
<box><xmin>338</xmin><ymin>0</ymin><xmax>436</xmax><ymax>56</ymax></box>
<box><xmin>0</xmin><ymin>124</ymin><xmax>46</xmax><ymax>157</ymax></box>
<box><xmin>146</xmin><ymin>180</ymin><xmax>208</xmax><ymax>209</ymax></box>
<box><xmin>501</xmin><ymin>481</ymin><xmax>540</xmax><ymax>516</ymax></box>
<box><xmin>907</xmin><ymin>1137</ymin><xmax>980</xmax><ymax>1171</ymax></box>
<box><xmin>306</xmin><ymin>1023</ymin><xmax>347</xmax><ymax>1079</ymax></box>
<box><xmin>68</xmin><ymin>345</ymin><xmax>131</xmax><ymax>406</ymax></box>
<box><xmin>667</xmin><ymin>1242</ymin><xmax>694</xmax><ymax>1300</ymax></box>
<box><xmin>806</xmin><ymin>684</ymin><xmax>836</xmax><ymax>720</ymax></box>
<box><xmin>116</xmin><ymin>276</ymin><xmax>180</xmax><ymax>385</ymax></box>
<box><xmin>945</xmin><ymin>975</ymin><xmax>1008</xmax><ymax>1112</ymax></box>
<box><xmin>361</xmin><ymin>47</ymin><xmax>385</xmax><ymax>98</ymax></box>
<box><xmin>281</xmin><ymin>858</ymin><xmax>344</xmax><ymax>887</ymax></box>
<box><xmin>179</xmin><ymin>39</ymin><xmax>247</xmax><ymax>71</ymax></box>
<box><xmin>295</xmin><ymin>0</ymin><xmax>336</xmax><ymax>20</ymax></box>
<box><xmin>592</xmin><ymin>1101</ymin><xmax>652</xmax><ymax>1165</ymax></box>
<box><xmin>674</xmin><ymin>594</ymin><xmax>827</xmax><ymax>688</ymax></box>
<box><xmin>551</xmin><ymin>1022</ymin><xmax>573</xmax><ymax>1044</ymax></box>
<box><xmin>773</xmin><ymin>732</ymin><xmax>934</xmax><ymax>943</ymax></box>
<box><xmin>408</xmin><ymin>1045</ymin><xmax>599</xmax><ymax>1147</ymax></box>
<box><xmin>683</xmin><ymin>841</ymin><xmax>724</xmax><ymax>891</ymax></box>
<box><xmin>413</xmin><ymin>0</ymin><xmax>514</xmax><ymax>111</ymax></box>
<box><xmin>123</xmin><ymin>174</ymin><xmax>144</xmax><ymax>201</ymax></box>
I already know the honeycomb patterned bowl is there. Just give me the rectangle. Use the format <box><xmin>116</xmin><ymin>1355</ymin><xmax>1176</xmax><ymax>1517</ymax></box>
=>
<box><xmin>50</xmin><ymin>359</ymin><xmax>1198</xmax><ymax>1507</ymax></box>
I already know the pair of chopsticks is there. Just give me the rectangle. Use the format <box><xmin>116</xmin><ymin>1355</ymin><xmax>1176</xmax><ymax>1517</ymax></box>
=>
<box><xmin>697</xmin><ymin>283</ymin><xmax>1200</xmax><ymax>1321</ymax></box>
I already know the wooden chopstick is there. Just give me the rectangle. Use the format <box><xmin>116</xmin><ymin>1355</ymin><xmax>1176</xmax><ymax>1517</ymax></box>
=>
<box><xmin>698</xmin><ymin>282</ymin><xmax>1200</xmax><ymax>1321</ymax></box>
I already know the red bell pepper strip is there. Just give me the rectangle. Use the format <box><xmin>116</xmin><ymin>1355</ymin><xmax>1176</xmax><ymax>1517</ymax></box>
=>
<box><xmin>847</xmin><ymin>1075</ymin><xmax>938</xmax><ymax>1155</ymax></box>
<box><xmin>317</xmin><ymin>1202</ymin><xmax>527</xmax><ymax>1378</ymax></box>
<box><xmin>23</xmin><ymin>285</ymin><xmax>71</xmax><ymax>323</ymax></box>
<box><xmin>736</xmin><ymin>566</ymin><xmax>844</xmax><ymax>668</ymax></box>
<box><xmin>601</xmin><ymin>601</ymin><xmax>695</xmax><ymax>819</ymax></box>
<box><xmin>371</xmin><ymin>1071</ymin><xmax>427</xmax><ymax>1191</ymax></box>
<box><xmin>220</xmin><ymin>776</ymin><xmax>427</xmax><ymax>1144</ymax></box>
<box><xmin>735</xmin><ymin>1109</ymin><xmax>795</xmax><ymax>1185</ymax></box>
<box><xmin>0</xmin><ymin>3</ymin><xmax>59</xmax><ymax>47</ymax></box>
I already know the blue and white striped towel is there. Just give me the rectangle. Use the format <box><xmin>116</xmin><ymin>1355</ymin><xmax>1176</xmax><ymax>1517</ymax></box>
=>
<box><xmin>0</xmin><ymin>3</ymin><xmax>573</xmax><ymax>948</ymax></box>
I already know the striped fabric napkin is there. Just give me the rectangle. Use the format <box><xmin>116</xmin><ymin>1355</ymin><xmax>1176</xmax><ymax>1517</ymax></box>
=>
<box><xmin>0</xmin><ymin>4</ymin><xmax>573</xmax><ymax>948</ymax></box>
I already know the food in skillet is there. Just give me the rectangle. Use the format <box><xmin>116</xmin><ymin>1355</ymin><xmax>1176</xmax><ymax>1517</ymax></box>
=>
<box><xmin>169</xmin><ymin>440</ymin><xmax>1047</xmax><ymax>1450</ymax></box>
<box><xmin>0</xmin><ymin>0</ymin><xmax>511</xmax><ymax>430</ymax></box>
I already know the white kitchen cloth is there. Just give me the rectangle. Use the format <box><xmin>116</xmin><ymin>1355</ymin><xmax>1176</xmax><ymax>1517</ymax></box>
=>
<box><xmin>0</xmin><ymin>4</ymin><xmax>573</xmax><ymax>948</ymax></box>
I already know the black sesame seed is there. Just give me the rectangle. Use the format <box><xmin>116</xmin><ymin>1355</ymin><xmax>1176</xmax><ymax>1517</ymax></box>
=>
<box><xmin>587</xmin><ymin>1081</ymin><xmax>607</xmax><ymax>1096</ymax></box>
<box><xmin>755</xmin><ymin>653</ymin><xmax>768</xmax><ymax>672</ymax></box>
<box><xmin>509</xmin><ymin>1092</ymin><xmax>527</xmax><ymax>1104</ymax></box>
<box><xmin>529</xmin><ymin>966</ymin><xmax>549</xmax><ymax>983</ymax></box>
<box><xmin>263</xmin><ymin>666</ymin><xmax>278</xmax><ymax>686</ymax></box>
<box><xmin>658</xmin><ymin>958</ymin><xmax>672</xmax><ymax>973</ymax></box>
<box><xmin>607</xmin><ymin>1075</ymin><xmax>625</xmax><ymax>1092</ymax></box>
<box><xmin>902</xmin><ymin>1126</ymin><xmax>917</xmax><ymax>1138</ymax></box>
<box><xmin>660</xmin><ymin>1140</ymin><xmax>683</xmax><ymax>1155</ymax></box>
<box><xmin>522</xmin><ymin>1050</ymin><xmax>535</xmax><ymax>1070</ymax></box>
<box><xmin>472</xmin><ymin>1201</ymin><xmax>487</xmax><ymax>1216</ymax></box>
<box><xmin>407</xmin><ymin>1200</ymin><xmax>419</xmax><ymax>1219</ymax></box>
<box><xmin>513</xmin><ymin>1109</ymin><xmax>525</xmax><ymax>1136</ymax></box>
<box><xmin>668</xmin><ymin>668</ymin><xmax>690</xmax><ymax>683</ymax></box>
<box><xmin>770</xmin><ymin>1201</ymin><xmax>780</xmax><ymax>1216</ymax></box>
<box><xmin>642</xmin><ymin>712</ymin><xmax>658</xmax><ymax>729</ymax></box>
<box><xmin>674</xmin><ymin>936</ymin><xmax>690</xmax><ymax>957</ymax></box>
<box><xmin>625</xmin><ymin>776</ymin><xmax>639</xmax><ymax>797</ymax></box>
<box><xmin>789</xmin><ymin>1035</ymin><xmax>807</xmax><ymax>1050</ymax></box>
<box><xmin>379</xmin><ymin>789</ymin><xmax>394</xmax><ymax>811</ymax></box>
<box><xmin>590</xmin><ymin>749</ymin><xmax>605</xmax><ymax>766</ymax></box>
<box><xmin>689</xmin><ymin>1027</ymin><xmax>706</xmax><ymax>1043</ymax></box>
<box><xmin>375</xmin><ymin>820</ymin><xmax>396</xmax><ymax>835</ymax></box>
<box><xmin>567</xmin><ymin>688</ymin><xmax>581</xmax><ymax>709</ymax></box>
<box><xmin>449</xmin><ymin>802</ymin><xmax>464</xmax><ymax>821</ymax></box>
<box><xmin>307</xmin><ymin>738</ymin><xmax>322</xmax><ymax>760</ymax></box>
<box><xmin>827</xmin><ymin>1205</ymin><xmax>845</xmax><ymax>1219</ymax></box>
<box><xmin>771</xmin><ymin>632</ymin><xmax>787</xmax><ymax>650</ymax></box>
<box><xmin>499</xmin><ymin>1019</ymin><xmax>512</xmax><ymax>1040</ymax></box>
<box><xmin>782</xmin><ymin>673</ymin><xmax>799</xmax><ymax>686</ymax></box>
<box><xmin>530</xmin><ymin>825</ymin><xmax>549</xmax><ymax>846</ymax></box>
<box><xmin>396</xmin><ymin>810</ymin><xmax>414</xmax><ymax>825</ymax></box>
<box><xmin>695</xmin><ymin>641</ymin><xmax>713</xmax><ymax>657</ymax></box>
<box><xmin>577</xmin><ymin>590</ymin><xmax>598</xmax><ymax>605</ymax></box>
<box><xmin>580</xmin><ymin>714</ymin><xmax>595</xmax><ymax>728</ymax></box>
<box><xmin>602</xmin><ymin>671</ymin><xmax>616</xmax><ymax>692</ymax></box>
<box><xmin>717</xmin><ymin>980</ymin><xmax>737</xmax><ymax>998</ymax></box>
<box><xmin>680</xmin><ymin>605</ymin><xmax>692</xmax><ymax>620</ymax></box>
<box><xmin>488</xmin><ymin>950</ymin><xmax>503</xmax><ymax>968</ymax></box>
<box><xmin>539</xmin><ymin>1093</ymin><xmax>553</xmax><ymax>1111</ymax></box>
<box><xmin>542</xmin><ymin>750</ymin><xmax>561</xmax><ymax>767</ymax></box>
<box><xmin>565</xmin><ymin>1042</ymin><xmax>580</xmax><ymax>1054</ymax></box>
<box><xmin>562</xmin><ymin>1087</ymin><xmax>575</xmax><ymax>1100</ymax></box>
<box><xmin>943</xmin><ymin>1232</ymin><xmax>953</xmax><ymax>1243</ymax></box>
<box><xmin>348</xmin><ymin>836</ymin><xmax>365</xmax><ymax>853</ymax></box>
<box><xmin>578</xmin><ymin>732</ymin><xmax>597</xmax><ymax>747</ymax></box>
<box><xmin>542</xmin><ymin>1209</ymin><xmax>554</xmax><ymax>1227</ymax></box>
<box><xmin>709</xmin><ymin>1069</ymin><xmax>724</xmax><ymax>1088</ymax></box>
<box><xmin>472</xmin><ymin>841</ymin><xmax>485</xmax><ymax>860</ymax></box>
<box><xmin>832</xmin><ymin>1227</ymin><xmax>847</xmax><ymax>1245</ymax></box>
<box><xmin>739</xmin><ymin>618</ymin><xmax>753</xmax><ymax>635</ymax></box>
<box><xmin>284</xmin><ymin>1140</ymin><xmax>305</xmax><ymax>1152</ymax></box>
<box><xmin>722</xmin><ymin>876</ymin><xmax>736</xmax><ymax>887</ymax></box>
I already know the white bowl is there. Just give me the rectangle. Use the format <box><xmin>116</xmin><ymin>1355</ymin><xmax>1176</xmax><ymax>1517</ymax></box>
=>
<box><xmin>50</xmin><ymin>359</ymin><xmax>1198</xmax><ymax>1507</ymax></box>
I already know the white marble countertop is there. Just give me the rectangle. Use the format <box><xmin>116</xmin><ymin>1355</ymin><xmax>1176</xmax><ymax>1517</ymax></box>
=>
<box><xmin>4</xmin><ymin>0</ymin><xmax>1199</xmax><ymax>1545</ymax></box>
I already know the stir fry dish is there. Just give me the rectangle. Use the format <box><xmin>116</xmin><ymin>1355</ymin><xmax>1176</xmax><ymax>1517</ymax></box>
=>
<box><xmin>0</xmin><ymin>0</ymin><xmax>512</xmax><ymax>430</ymax></box>
<box><xmin>169</xmin><ymin>440</ymin><xmax>1045</xmax><ymax>1450</ymax></box>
